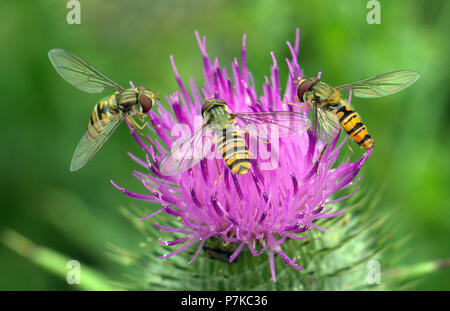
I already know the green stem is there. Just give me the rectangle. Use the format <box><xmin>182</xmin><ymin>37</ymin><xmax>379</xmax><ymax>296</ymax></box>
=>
<box><xmin>383</xmin><ymin>259</ymin><xmax>450</xmax><ymax>281</ymax></box>
<box><xmin>1</xmin><ymin>228</ymin><xmax>119</xmax><ymax>291</ymax></box>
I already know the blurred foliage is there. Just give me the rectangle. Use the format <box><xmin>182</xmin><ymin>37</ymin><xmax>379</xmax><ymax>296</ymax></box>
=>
<box><xmin>0</xmin><ymin>0</ymin><xmax>448</xmax><ymax>290</ymax></box>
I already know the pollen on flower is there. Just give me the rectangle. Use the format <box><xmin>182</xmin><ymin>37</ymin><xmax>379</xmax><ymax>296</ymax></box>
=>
<box><xmin>112</xmin><ymin>29</ymin><xmax>371</xmax><ymax>283</ymax></box>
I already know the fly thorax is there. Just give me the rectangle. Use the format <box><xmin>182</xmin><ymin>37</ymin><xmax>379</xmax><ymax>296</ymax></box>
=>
<box><xmin>116</xmin><ymin>89</ymin><xmax>138</xmax><ymax>107</ymax></box>
<box><xmin>319</xmin><ymin>101</ymin><xmax>342</xmax><ymax>112</ymax></box>
<box><xmin>116</xmin><ymin>90</ymin><xmax>141</xmax><ymax>114</ymax></box>
<box><xmin>204</xmin><ymin>105</ymin><xmax>232</xmax><ymax>127</ymax></box>
<box><xmin>117</xmin><ymin>102</ymin><xmax>141</xmax><ymax>116</ymax></box>
<box><xmin>323</xmin><ymin>93</ymin><xmax>343</xmax><ymax>111</ymax></box>
<box><xmin>326</xmin><ymin>89</ymin><xmax>341</xmax><ymax>108</ymax></box>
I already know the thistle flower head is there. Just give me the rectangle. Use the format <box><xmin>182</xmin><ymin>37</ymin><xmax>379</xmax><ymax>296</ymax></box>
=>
<box><xmin>112</xmin><ymin>29</ymin><xmax>371</xmax><ymax>282</ymax></box>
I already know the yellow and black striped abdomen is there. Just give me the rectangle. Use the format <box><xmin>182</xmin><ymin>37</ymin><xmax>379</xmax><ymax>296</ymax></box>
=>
<box><xmin>335</xmin><ymin>105</ymin><xmax>374</xmax><ymax>149</ymax></box>
<box><xmin>87</xmin><ymin>95</ymin><xmax>119</xmax><ymax>140</ymax></box>
<box><xmin>216</xmin><ymin>129</ymin><xmax>251</xmax><ymax>174</ymax></box>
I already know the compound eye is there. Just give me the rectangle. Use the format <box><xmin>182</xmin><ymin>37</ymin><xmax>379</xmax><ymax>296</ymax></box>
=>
<box><xmin>297</xmin><ymin>79</ymin><xmax>314</xmax><ymax>101</ymax></box>
<box><xmin>201</xmin><ymin>101</ymin><xmax>213</xmax><ymax>115</ymax></box>
<box><xmin>327</xmin><ymin>92</ymin><xmax>341</xmax><ymax>105</ymax></box>
<box><xmin>139</xmin><ymin>94</ymin><xmax>153</xmax><ymax>113</ymax></box>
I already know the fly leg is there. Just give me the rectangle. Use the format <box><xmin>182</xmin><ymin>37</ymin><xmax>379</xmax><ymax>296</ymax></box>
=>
<box><xmin>133</xmin><ymin>113</ymin><xmax>150</xmax><ymax>131</ymax></box>
<box><xmin>347</xmin><ymin>139</ymin><xmax>356</xmax><ymax>156</ymax></box>
<box><xmin>315</xmin><ymin>144</ymin><xmax>328</xmax><ymax>176</ymax></box>
<box><xmin>128</xmin><ymin>114</ymin><xmax>158</xmax><ymax>152</ymax></box>
<box><xmin>129</xmin><ymin>113</ymin><xmax>151</xmax><ymax>138</ymax></box>
<box><xmin>215</xmin><ymin>146</ymin><xmax>222</xmax><ymax>187</ymax></box>
<box><xmin>284</xmin><ymin>101</ymin><xmax>309</xmax><ymax>109</ymax></box>
<box><xmin>245</xmin><ymin>130</ymin><xmax>270</xmax><ymax>145</ymax></box>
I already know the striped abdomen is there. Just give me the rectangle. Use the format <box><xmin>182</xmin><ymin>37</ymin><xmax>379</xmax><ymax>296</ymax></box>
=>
<box><xmin>87</xmin><ymin>95</ymin><xmax>119</xmax><ymax>140</ymax></box>
<box><xmin>216</xmin><ymin>129</ymin><xmax>251</xmax><ymax>174</ymax></box>
<box><xmin>335</xmin><ymin>105</ymin><xmax>374</xmax><ymax>149</ymax></box>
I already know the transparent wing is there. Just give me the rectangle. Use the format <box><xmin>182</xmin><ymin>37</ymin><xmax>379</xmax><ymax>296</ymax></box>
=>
<box><xmin>159</xmin><ymin>124</ymin><xmax>216</xmax><ymax>176</ymax></box>
<box><xmin>336</xmin><ymin>70</ymin><xmax>420</xmax><ymax>98</ymax></box>
<box><xmin>70</xmin><ymin>114</ymin><xmax>125</xmax><ymax>171</ymax></box>
<box><xmin>48</xmin><ymin>48</ymin><xmax>123</xmax><ymax>93</ymax></box>
<box><xmin>232</xmin><ymin>111</ymin><xmax>311</xmax><ymax>140</ymax></box>
<box><xmin>312</xmin><ymin>106</ymin><xmax>341</xmax><ymax>144</ymax></box>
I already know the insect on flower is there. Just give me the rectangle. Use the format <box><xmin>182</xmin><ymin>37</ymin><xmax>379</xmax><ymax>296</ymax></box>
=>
<box><xmin>113</xmin><ymin>29</ymin><xmax>375</xmax><ymax>283</ymax></box>
<box><xmin>48</xmin><ymin>48</ymin><xmax>158</xmax><ymax>171</ymax></box>
<box><xmin>158</xmin><ymin>97</ymin><xmax>311</xmax><ymax>178</ymax></box>
<box><xmin>296</xmin><ymin>71</ymin><xmax>420</xmax><ymax>149</ymax></box>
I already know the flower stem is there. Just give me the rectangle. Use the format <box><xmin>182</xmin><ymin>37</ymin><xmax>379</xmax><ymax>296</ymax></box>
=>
<box><xmin>1</xmin><ymin>228</ymin><xmax>118</xmax><ymax>291</ymax></box>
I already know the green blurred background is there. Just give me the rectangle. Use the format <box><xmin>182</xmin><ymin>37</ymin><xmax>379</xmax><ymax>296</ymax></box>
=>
<box><xmin>0</xmin><ymin>0</ymin><xmax>448</xmax><ymax>290</ymax></box>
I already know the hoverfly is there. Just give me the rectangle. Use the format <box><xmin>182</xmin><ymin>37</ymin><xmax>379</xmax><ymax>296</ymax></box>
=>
<box><xmin>159</xmin><ymin>98</ymin><xmax>311</xmax><ymax>177</ymax></box>
<box><xmin>296</xmin><ymin>70</ymin><xmax>420</xmax><ymax>149</ymax></box>
<box><xmin>48</xmin><ymin>48</ymin><xmax>158</xmax><ymax>171</ymax></box>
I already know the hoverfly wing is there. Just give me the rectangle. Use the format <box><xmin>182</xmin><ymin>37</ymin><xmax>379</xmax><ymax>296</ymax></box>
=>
<box><xmin>336</xmin><ymin>70</ymin><xmax>421</xmax><ymax>98</ymax></box>
<box><xmin>312</xmin><ymin>105</ymin><xmax>341</xmax><ymax>144</ymax></box>
<box><xmin>232</xmin><ymin>111</ymin><xmax>311</xmax><ymax>141</ymax></box>
<box><xmin>48</xmin><ymin>48</ymin><xmax>123</xmax><ymax>94</ymax></box>
<box><xmin>159</xmin><ymin>124</ymin><xmax>216</xmax><ymax>176</ymax></box>
<box><xmin>70</xmin><ymin>114</ymin><xmax>125</xmax><ymax>171</ymax></box>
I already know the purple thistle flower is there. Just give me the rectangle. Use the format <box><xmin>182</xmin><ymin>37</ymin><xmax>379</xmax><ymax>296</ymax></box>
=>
<box><xmin>112</xmin><ymin>29</ymin><xmax>372</xmax><ymax>283</ymax></box>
